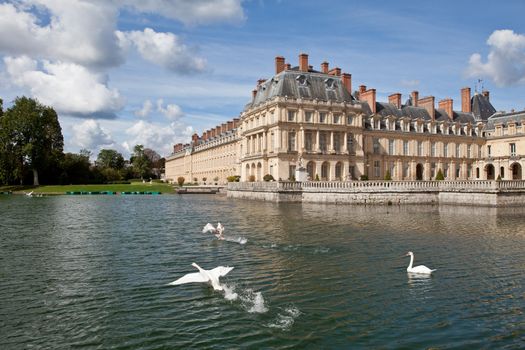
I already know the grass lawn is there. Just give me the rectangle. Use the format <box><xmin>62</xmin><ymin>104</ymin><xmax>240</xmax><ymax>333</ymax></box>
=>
<box><xmin>0</xmin><ymin>183</ymin><xmax>176</xmax><ymax>194</ymax></box>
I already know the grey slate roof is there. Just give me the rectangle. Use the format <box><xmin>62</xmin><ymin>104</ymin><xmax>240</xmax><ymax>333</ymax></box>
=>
<box><xmin>471</xmin><ymin>93</ymin><xmax>496</xmax><ymax>121</ymax></box>
<box><xmin>245</xmin><ymin>70</ymin><xmax>355</xmax><ymax>110</ymax></box>
<box><xmin>486</xmin><ymin>110</ymin><xmax>525</xmax><ymax>130</ymax></box>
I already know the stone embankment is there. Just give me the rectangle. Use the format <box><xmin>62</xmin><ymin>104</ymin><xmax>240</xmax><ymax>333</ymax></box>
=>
<box><xmin>227</xmin><ymin>180</ymin><xmax>525</xmax><ymax>206</ymax></box>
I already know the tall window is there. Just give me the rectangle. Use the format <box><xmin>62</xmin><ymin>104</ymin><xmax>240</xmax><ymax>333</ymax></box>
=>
<box><xmin>467</xmin><ymin>144</ymin><xmax>471</xmax><ymax>158</ymax></box>
<box><xmin>319</xmin><ymin>112</ymin><xmax>327</xmax><ymax>123</ymax></box>
<box><xmin>347</xmin><ymin>115</ymin><xmax>353</xmax><ymax>125</ymax></box>
<box><xmin>431</xmin><ymin>142</ymin><xmax>436</xmax><ymax>157</ymax></box>
<box><xmin>456</xmin><ymin>144</ymin><xmax>460</xmax><ymax>158</ymax></box>
<box><xmin>305</xmin><ymin>132</ymin><xmax>313</xmax><ymax>151</ymax></box>
<box><xmin>403</xmin><ymin>140</ymin><xmax>409</xmax><ymax>156</ymax></box>
<box><xmin>347</xmin><ymin>133</ymin><xmax>354</xmax><ymax>153</ymax></box>
<box><xmin>443</xmin><ymin>143</ymin><xmax>448</xmax><ymax>157</ymax></box>
<box><xmin>373</xmin><ymin>138</ymin><xmax>380</xmax><ymax>154</ymax></box>
<box><xmin>333</xmin><ymin>133</ymin><xmax>341</xmax><ymax>152</ymax></box>
<box><xmin>487</xmin><ymin>145</ymin><xmax>492</xmax><ymax>157</ymax></box>
<box><xmin>417</xmin><ymin>141</ymin><xmax>423</xmax><ymax>156</ymax></box>
<box><xmin>456</xmin><ymin>166</ymin><xmax>460</xmax><ymax>178</ymax></box>
<box><xmin>467</xmin><ymin>165</ymin><xmax>472</xmax><ymax>179</ymax></box>
<box><xmin>444</xmin><ymin>163</ymin><xmax>448</xmax><ymax>178</ymax></box>
<box><xmin>270</xmin><ymin>133</ymin><xmax>274</xmax><ymax>152</ymax></box>
<box><xmin>320</xmin><ymin>132</ymin><xmax>327</xmax><ymax>152</ymax></box>
<box><xmin>288</xmin><ymin>131</ymin><xmax>296</xmax><ymax>151</ymax></box>
<box><xmin>288</xmin><ymin>110</ymin><xmax>295</xmax><ymax>122</ymax></box>
<box><xmin>510</xmin><ymin>143</ymin><xmax>516</xmax><ymax>156</ymax></box>
<box><xmin>388</xmin><ymin>139</ymin><xmax>395</xmax><ymax>155</ymax></box>
<box><xmin>431</xmin><ymin>162</ymin><xmax>436</xmax><ymax>178</ymax></box>
<box><xmin>305</xmin><ymin>111</ymin><xmax>313</xmax><ymax>122</ymax></box>
<box><xmin>333</xmin><ymin>114</ymin><xmax>340</xmax><ymax>124</ymax></box>
<box><xmin>289</xmin><ymin>165</ymin><xmax>296</xmax><ymax>180</ymax></box>
<box><xmin>374</xmin><ymin>160</ymin><xmax>380</xmax><ymax>177</ymax></box>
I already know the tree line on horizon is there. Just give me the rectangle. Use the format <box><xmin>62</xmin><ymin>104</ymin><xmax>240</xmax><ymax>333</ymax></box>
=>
<box><xmin>0</xmin><ymin>97</ymin><xmax>165</xmax><ymax>186</ymax></box>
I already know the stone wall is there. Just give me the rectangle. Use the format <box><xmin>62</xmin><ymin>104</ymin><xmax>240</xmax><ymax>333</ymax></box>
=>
<box><xmin>227</xmin><ymin>180</ymin><xmax>525</xmax><ymax>207</ymax></box>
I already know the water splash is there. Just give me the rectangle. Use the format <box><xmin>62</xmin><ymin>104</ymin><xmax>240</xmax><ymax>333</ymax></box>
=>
<box><xmin>224</xmin><ymin>236</ymin><xmax>248</xmax><ymax>245</ymax></box>
<box><xmin>266</xmin><ymin>306</ymin><xmax>301</xmax><ymax>331</ymax></box>
<box><xmin>222</xmin><ymin>284</ymin><xmax>238</xmax><ymax>301</ymax></box>
<box><xmin>239</xmin><ymin>289</ymin><xmax>268</xmax><ymax>313</ymax></box>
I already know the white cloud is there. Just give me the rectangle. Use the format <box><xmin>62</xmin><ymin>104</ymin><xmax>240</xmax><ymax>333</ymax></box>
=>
<box><xmin>0</xmin><ymin>1</ymin><xmax>124</xmax><ymax>68</ymax></box>
<box><xmin>124</xmin><ymin>120</ymin><xmax>193</xmax><ymax>156</ymax></box>
<box><xmin>71</xmin><ymin>119</ymin><xmax>115</xmax><ymax>151</ymax></box>
<box><xmin>466</xmin><ymin>29</ymin><xmax>525</xmax><ymax>87</ymax></box>
<box><xmin>120</xmin><ymin>0</ymin><xmax>245</xmax><ymax>26</ymax></box>
<box><xmin>156</xmin><ymin>99</ymin><xmax>184</xmax><ymax>120</ymax></box>
<box><xmin>134</xmin><ymin>99</ymin><xmax>153</xmax><ymax>118</ymax></box>
<box><xmin>4</xmin><ymin>56</ymin><xmax>124</xmax><ymax>117</ymax></box>
<box><xmin>118</xmin><ymin>28</ymin><xmax>206</xmax><ymax>73</ymax></box>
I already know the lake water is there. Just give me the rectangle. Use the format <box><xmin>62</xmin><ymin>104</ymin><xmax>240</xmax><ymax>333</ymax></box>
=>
<box><xmin>1</xmin><ymin>195</ymin><xmax>524</xmax><ymax>349</ymax></box>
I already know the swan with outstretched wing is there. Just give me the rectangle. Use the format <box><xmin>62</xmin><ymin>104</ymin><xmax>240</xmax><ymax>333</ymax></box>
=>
<box><xmin>168</xmin><ymin>263</ymin><xmax>234</xmax><ymax>291</ymax></box>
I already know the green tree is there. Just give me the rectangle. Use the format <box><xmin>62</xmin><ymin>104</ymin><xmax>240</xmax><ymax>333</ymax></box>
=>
<box><xmin>60</xmin><ymin>152</ymin><xmax>91</xmax><ymax>184</ymax></box>
<box><xmin>131</xmin><ymin>144</ymin><xmax>151</xmax><ymax>179</ymax></box>
<box><xmin>97</xmin><ymin>149</ymin><xmax>125</xmax><ymax>170</ymax></box>
<box><xmin>1</xmin><ymin>97</ymin><xmax>63</xmax><ymax>185</ymax></box>
<box><xmin>384</xmin><ymin>170</ymin><xmax>392</xmax><ymax>181</ymax></box>
<box><xmin>435</xmin><ymin>169</ymin><xmax>445</xmax><ymax>180</ymax></box>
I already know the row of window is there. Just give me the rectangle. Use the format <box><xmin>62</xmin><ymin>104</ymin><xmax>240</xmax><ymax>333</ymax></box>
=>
<box><xmin>287</xmin><ymin>110</ymin><xmax>353</xmax><ymax>125</ymax></box>
<box><xmin>372</xmin><ymin>138</ymin><xmax>478</xmax><ymax>158</ymax></box>
<box><xmin>368</xmin><ymin>117</ymin><xmax>479</xmax><ymax>136</ymax></box>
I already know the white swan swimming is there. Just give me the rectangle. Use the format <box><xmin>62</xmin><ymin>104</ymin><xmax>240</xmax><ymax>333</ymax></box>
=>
<box><xmin>405</xmin><ymin>251</ymin><xmax>436</xmax><ymax>274</ymax></box>
<box><xmin>202</xmin><ymin>222</ymin><xmax>225</xmax><ymax>240</ymax></box>
<box><xmin>168</xmin><ymin>262</ymin><xmax>234</xmax><ymax>291</ymax></box>
<box><xmin>25</xmin><ymin>191</ymin><xmax>34</xmax><ymax>197</ymax></box>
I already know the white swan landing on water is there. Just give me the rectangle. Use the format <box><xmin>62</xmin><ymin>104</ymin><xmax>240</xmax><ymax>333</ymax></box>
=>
<box><xmin>202</xmin><ymin>222</ymin><xmax>225</xmax><ymax>240</ymax></box>
<box><xmin>405</xmin><ymin>251</ymin><xmax>436</xmax><ymax>274</ymax></box>
<box><xmin>168</xmin><ymin>263</ymin><xmax>234</xmax><ymax>291</ymax></box>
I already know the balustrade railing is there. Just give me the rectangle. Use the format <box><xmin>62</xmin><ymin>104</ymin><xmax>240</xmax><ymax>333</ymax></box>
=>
<box><xmin>228</xmin><ymin>180</ymin><xmax>525</xmax><ymax>192</ymax></box>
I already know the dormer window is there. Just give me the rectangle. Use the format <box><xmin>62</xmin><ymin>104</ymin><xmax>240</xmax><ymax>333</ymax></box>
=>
<box><xmin>296</xmin><ymin>74</ymin><xmax>308</xmax><ymax>86</ymax></box>
<box><xmin>324</xmin><ymin>78</ymin><xmax>336</xmax><ymax>89</ymax></box>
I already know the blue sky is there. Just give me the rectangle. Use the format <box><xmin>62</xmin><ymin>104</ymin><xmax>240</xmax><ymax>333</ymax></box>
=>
<box><xmin>1</xmin><ymin>0</ymin><xmax>524</xmax><ymax>158</ymax></box>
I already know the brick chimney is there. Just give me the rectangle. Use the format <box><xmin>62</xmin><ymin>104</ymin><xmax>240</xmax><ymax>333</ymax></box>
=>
<box><xmin>299</xmin><ymin>53</ymin><xmax>309</xmax><ymax>72</ymax></box>
<box><xmin>202</xmin><ymin>131</ymin><xmax>207</xmax><ymax>141</ymax></box>
<box><xmin>482</xmin><ymin>90</ymin><xmax>490</xmax><ymax>101</ymax></box>
<box><xmin>233</xmin><ymin>118</ymin><xmax>240</xmax><ymax>127</ymax></box>
<box><xmin>321</xmin><ymin>61</ymin><xmax>329</xmax><ymax>73</ymax></box>
<box><xmin>222</xmin><ymin>123</ymin><xmax>228</xmax><ymax>132</ymax></box>
<box><xmin>285</xmin><ymin>63</ymin><xmax>291</xmax><ymax>70</ymax></box>
<box><xmin>341</xmin><ymin>73</ymin><xmax>352</xmax><ymax>93</ymax></box>
<box><xmin>252</xmin><ymin>89</ymin><xmax>257</xmax><ymax>100</ymax></box>
<box><xmin>388</xmin><ymin>93</ymin><xmax>402</xmax><ymax>109</ymax></box>
<box><xmin>227</xmin><ymin>121</ymin><xmax>233</xmax><ymax>130</ymax></box>
<box><xmin>418</xmin><ymin>96</ymin><xmax>435</xmax><ymax>120</ymax></box>
<box><xmin>328</xmin><ymin>67</ymin><xmax>341</xmax><ymax>76</ymax></box>
<box><xmin>461</xmin><ymin>87</ymin><xmax>471</xmax><ymax>113</ymax></box>
<box><xmin>359</xmin><ymin>85</ymin><xmax>366</xmax><ymax>94</ymax></box>
<box><xmin>439</xmin><ymin>98</ymin><xmax>454</xmax><ymax>120</ymax></box>
<box><xmin>360</xmin><ymin>88</ymin><xmax>377</xmax><ymax>114</ymax></box>
<box><xmin>192</xmin><ymin>133</ymin><xmax>199</xmax><ymax>145</ymax></box>
<box><xmin>275</xmin><ymin>56</ymin><xmax>285</xmax><ymax>74</ymax></box>
<box><xmin>411</xmin><ymin>91</ymin><xmax>419</xmax><ymax>107</ymax></box>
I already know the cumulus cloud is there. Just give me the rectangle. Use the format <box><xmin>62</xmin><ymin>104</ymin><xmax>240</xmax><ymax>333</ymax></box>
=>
<box><xmin>466</xmin><ymin>29</ymin><xmax>525</xmax><ymax>87</ymax></box>
<box><xmin>123</xmin><ymin>120</ymin><xmax>193</xmax><ymax>156</ymax></box>
<box><xmin>134</xmin><ymin>99</ymin><xmax>153</xmax><ymax>118</ymax></box>
<box><xmin>117</xmin><ymin>28</ymin><xmax>206</xmax><ymax>73</ymax></box>
<box><xmin>0</xmin><ymin>1</ymin><xmax>124</xmax><ymax>68</ymax></box>
<box><xmin>71</xmin><ymin>119</ymin><xmax>115</xmax><ymax>151</ymax></box>
<box><xmin>156</xmin><ymin>99</ymin><xmax>184</xmax><ymax>120</ymax></box>
<box><xmin>4</xmin><ymin>55</ymin><xmax>124</xmax><ymax>118</ymax></box>
<box><xmin>119</xmin><ymin>0</ymin><xmax>245</xmax><ymax>26</ymax></box>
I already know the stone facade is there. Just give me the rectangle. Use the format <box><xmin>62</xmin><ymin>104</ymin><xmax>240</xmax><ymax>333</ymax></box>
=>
<box><xmin>165</xmin><ymin>53</ymin><xmax>524</xmax><ymax>183</ymax></box>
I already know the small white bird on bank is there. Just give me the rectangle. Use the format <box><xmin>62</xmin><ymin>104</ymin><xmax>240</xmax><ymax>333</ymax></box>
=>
<box><xmin>405</xmin><ymin>251</ymin><xmax>436</xmax><ymax>274</ymax></box>
<box><xmin>168</xmin><ymin>263</ymin><xmax>234</xmax><ymax>291</ymax></box>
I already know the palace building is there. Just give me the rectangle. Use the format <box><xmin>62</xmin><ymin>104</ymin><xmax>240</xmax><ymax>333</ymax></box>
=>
<box><xmin>165</xmin><ymin>53</ymin><xmax>524</xmax><ymax>183</ymax></box>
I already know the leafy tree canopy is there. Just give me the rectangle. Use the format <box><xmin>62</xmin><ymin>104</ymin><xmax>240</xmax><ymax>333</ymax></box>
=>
<box><xmin>0</xmin><ymin>97</ymin><xmax>63</xmax><ymax>185</ymax></box>
<box><xmin>97</xmin><ymin>149</ymin><xmax>125</xmax><ymax>170</ymax></box>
